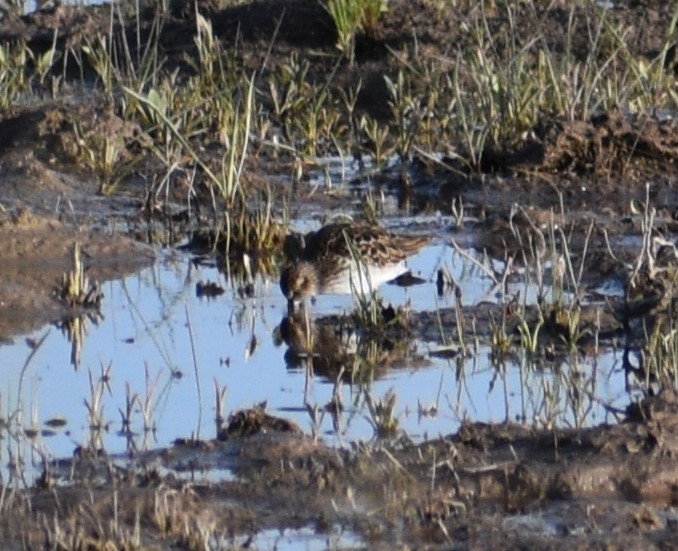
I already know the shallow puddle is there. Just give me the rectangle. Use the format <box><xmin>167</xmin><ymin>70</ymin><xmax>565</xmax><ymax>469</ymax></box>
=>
<box><xmin>234</xmin><ymin>525</ymin><xmax>364</xmax><ymax>551</ymax></box>
<box><xmin>0</xmin><ymin>236</ymin><xmax>631</xmax><ymax>482</ymax></box>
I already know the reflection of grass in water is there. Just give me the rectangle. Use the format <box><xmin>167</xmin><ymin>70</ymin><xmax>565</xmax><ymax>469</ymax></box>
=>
<box><xmin>82</xmin><ymin>358</ymin><xmax>175</xmax><ymax>455</ymax></box>
<box><xmin>503</xmin><ymin>186</ymin><xmax>678</xmax><ymax>399</ymax></box>
<box><xmin>213</xmin><ymin>379</ymin><xmax>228</xmax><ymax>436</ymax></box>
<box><xmin>57</xmin><ymin>311</ymin><xmax>103</xmax><ymax>369</ymax></box>
<box><xmin>83</xmin><ymin>362</ymin><xmax>110</xmax><ymax>452</ymax></box>
<box><xmin>7</xmin><ymin>2</ymin><xmax>678</xmax><ymax>544</ymax></box>
<box><xmin>55</xmin><ymin>243</ymin><xmax>105</xmax><ymax>369</ymax></box>
<box><xmin>185</xmin><ymin>304</ymin><xmax>202</xmax><ymax>441</ymax></box>
<box><xmin>5</xmin><ymin>331</ymin><xmax>49</xmax><ymax>488</ymax></box>
<box><xmin>119</xmin><ymin>277</ymin><xmax>179</xmax><ymax>376</ymax></box>
<box><xmin>218</xmin><ymin>250</ymin><xmax>280</xmax><ymax>296</ymax></box>
<box><xmin>114</xmin><ymin>274</ymin><xmax>203</xmax><ymax>450</ymax></box>
<box><xmin>124</xmin><ymin>254</ymin><xmax>276</xmax><ymax>444</ymax></box>
<box><xmin>439</xmin><ymin>348</ymin><xmax>621</xmax><ymax>431</ymax></box>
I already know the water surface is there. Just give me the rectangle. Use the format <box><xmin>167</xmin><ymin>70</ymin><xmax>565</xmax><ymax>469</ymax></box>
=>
<box><xmin>0</xmin><ymin>238</ymin><xmax>630</xmax><ymax>481</ymax></box>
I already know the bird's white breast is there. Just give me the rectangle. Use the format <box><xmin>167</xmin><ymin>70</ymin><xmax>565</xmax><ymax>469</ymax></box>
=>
<box><xmin>322</xmin><ymin>260</ymin><xmax>408</xmax><ymax>295</ymax></box>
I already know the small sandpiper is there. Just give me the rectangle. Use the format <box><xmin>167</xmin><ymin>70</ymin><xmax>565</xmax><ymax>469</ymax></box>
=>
<box><xmin>280</xmin><ymin>222</ymin><xmax>430</xmax><ymax>306</ymax></box>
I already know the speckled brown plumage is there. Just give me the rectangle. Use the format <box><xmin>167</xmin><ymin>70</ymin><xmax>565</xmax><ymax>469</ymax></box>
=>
<box><xmin>280</xmin><ymin>223</ymin><xmax>430</xmax><ymax>303</ymax></box>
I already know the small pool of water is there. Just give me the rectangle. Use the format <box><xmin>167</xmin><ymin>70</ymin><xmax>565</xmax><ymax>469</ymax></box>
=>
<box><xmin>235</xmin><ymin>524</ymin><xmax>364</xmax><ymax>551</ymax></box>
<box><xmin>0</xmin><ymin>237</ymin><xmax>631</xmax><ymax>482</ymax></box>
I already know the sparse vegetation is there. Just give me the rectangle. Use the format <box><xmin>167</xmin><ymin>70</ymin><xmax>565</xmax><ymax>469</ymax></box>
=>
<box><xmin>325</xmin><ymin>0</ymin><xmax>389</xmax><ymax>65</ymax></box>
<box><xmin>365</xmin><ymin>387</ymin><xmax>398</xmax><ymax>436</ymax></box>
<box><xmin>58</xmin><ymin>243</ymin><xmax>104</xmax><ymax>309</ymax></box>
<box><xmin>2</xmin><ymin>0</ymin><xmax>678</xmax><ymax>548</ymax></box>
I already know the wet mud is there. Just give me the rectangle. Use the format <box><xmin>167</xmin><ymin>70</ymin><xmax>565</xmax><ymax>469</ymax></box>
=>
<box><xmin>11</xmin><ymin>393</ymin><xmax>678</xmax><ymax>549</ymax></box>
<box><xmin>1</xmin><ymin>0</ymin><xmax>678</xmax><ymax>548</ymax></box>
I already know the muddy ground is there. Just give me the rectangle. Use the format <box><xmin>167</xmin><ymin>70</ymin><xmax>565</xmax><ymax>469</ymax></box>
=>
<box><xmin>1</xmin><ymin>0</ymin><xmax>678</xmax><ymax>549</ymax></box>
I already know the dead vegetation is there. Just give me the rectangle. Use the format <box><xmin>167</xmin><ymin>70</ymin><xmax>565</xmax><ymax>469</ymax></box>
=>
<box><xmin>0</xmin><ymin>0</ymin><xmax>678</xmax><ymax>549</ymax></box>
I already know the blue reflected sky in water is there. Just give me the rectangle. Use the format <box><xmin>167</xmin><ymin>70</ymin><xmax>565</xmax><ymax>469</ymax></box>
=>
<box><xmin>0</xmin><ymin>242</ymin><xmax>629</xmax><ymax>473</ymax></box>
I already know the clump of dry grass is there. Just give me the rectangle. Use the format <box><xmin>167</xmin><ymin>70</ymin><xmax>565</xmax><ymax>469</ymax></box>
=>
<box><xmin>58</xmin><ymin>243</ymin><xmax>103</xmax><ymax>309</ymax></box>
